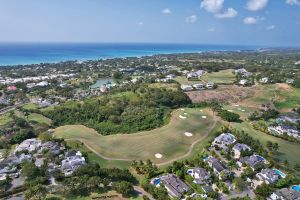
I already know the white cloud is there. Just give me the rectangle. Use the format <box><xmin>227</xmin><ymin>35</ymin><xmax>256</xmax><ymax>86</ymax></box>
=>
<box><xmin>246</xmin><ymin>0</ymin><xmax>268</xmax><ymax>11</ymax></box>
<box><xmin>200</xmin><ymin>0</ymin><xmax>224</xmax><ymax>13</ymax></box>
<box><xmin>243</xmin><ymin>16</ymin><xmax>264</xmax><ymax>24</ymax></box>
<box><xmin>215</xmin><ymin>8</ymin><xmax>238</xmax><ymax>18</ymax></box>
<box><xmin>208</xmin><ymin>28</ymin><xmax>216</xmax><ymax>32</ymax></box>
<box><xmin>286</xmin><ymin>0</ymin><xmax>300</xmax><ymax>5</ymax></box>
<box><xmin>266</xmin><ymin>25</ymin><xmax>275</xmax><ymax>30</ymax></box>
<box><xmin>162</xmin><ymin>8</ymin><xmax>172</xmax><ymax>15</ymax></box>
<box><xmin>185</xmin><ymin>15</ymin><xmax>197</xmax><ymax>23</ymax></box>
<box><xmin>243</xmin><ymin>17</ymin><xmax>257</xmax><ymax>24</ymax></box>
<box><xmin>137</xmin><ymin>22</ymin><xmax>144</xmax><ymax>26</ymax></box>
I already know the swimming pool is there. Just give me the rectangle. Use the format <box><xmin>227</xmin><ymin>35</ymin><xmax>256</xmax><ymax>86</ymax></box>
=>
<box><xmin>187</xmin><ymin>169</ymin><xmax>193</xmax><ymax>174</ymax></box>
<box><xmin>153</xmin><ymin>178</ymin><xmax>161</xmax><ymax>186</ymax></box>
<box><xmin>256</xmin><ymin>155</ymin><xmax>266</xmax><ymax>162</ymax></box>
<box><xmin>273</xmin><ymin>169</ymin><xmax>286</xmax><ymax>178</ymax></box>
<box><xmin>292</xmin><ymin>185</ymin><xmax>300</xmax><ymax>191</ymax></box>
<box><xmin>203</xmin><ymin>156</ymin><xmax>209</xmax><ymax>161</ymax></box>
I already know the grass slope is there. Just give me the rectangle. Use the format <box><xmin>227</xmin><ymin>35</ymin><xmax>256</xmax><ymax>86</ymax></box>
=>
<box><xmin>241</xmin><ymin>83</ymin><xmax>300</xmax><ymax>111</ymax></box>
<box><xmin>201</xmin><ymin>69</ymin><xmax>235</xmax><ymax>84</ymax></box>
<box><xmin>229</xmin><ymin>121</ymin><xmax>300</xmax><ymax>165</ymax></box>
<box><xmin>54</xmin><ymin>108</ymin><xmax>217</xmax><ymax>165</ymax></box>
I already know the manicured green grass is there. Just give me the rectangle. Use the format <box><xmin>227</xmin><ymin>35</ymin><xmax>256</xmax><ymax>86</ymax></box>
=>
<box><xmin>66</xmin><ymin>140</ymin><xmax>131</xmax><ymax>169</ymax></box>
<box><xmin>174</xmin><ymin>76</ymin><xmax>204</xmax><ymax>85</ymax></box>
<box><xmin>54</xmin><ymin>108</ymin><xmax>217</xmax><ymax>165</ymax></box>
<box><xmin>201</xmin><ymin>69</ymin><xmax>235</xmax><ymax>84</ymax></box>
<box><xmin>223</xmin><ymin>105</ymin><xmax>255</xmax><ymax>119</ymax></box>
<box><xmin>229</xmin><ymin>121</ymin><xmax>300</xmax><ymax>165</ymax></box>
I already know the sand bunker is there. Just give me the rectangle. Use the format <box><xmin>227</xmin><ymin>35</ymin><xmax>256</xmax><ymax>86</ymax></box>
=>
<box><xmin>155</xmin><ymin>153</ymin><xmax>162</xmax><ymax>159</ymax></box>
<box><xmin>200</xmin><ymin>109</ymin><xmax>203</xmax><ymax>112</ymax></box>
<box><xmin>202</xmin><ymin>116</ymin><xmax>207</xmax><ymax>119</ymax></box>
<box><xmin>181</xmin><ymin>108</ymin><xmax>185</xmax><ymax>111</ymax></box>
<box><xmin>234</xmin><ymin>104</ymin><xmax>240</xmax><ymax>107</ymax></box>
<box><xmin>184</xmin><ymin>132</ymin><xmax>193</xmax><ymax>137</ymax></box>
<box><xmin>179</xmin><ymin>115</ymin><xmax>187</xmax><ymax>119</ymax></box>
<box><xmin>228</xmin><ymin>110</ymin><xmax>233</xmax><ymax>112</ymax></box>
<box><xmin>184</xmin><ymin>113</ymin><xmax>188</xmax><ymax>115</ymax></box>
<box><xmin>241</xmin><ymin>110</ymin><xmax>246</xmax><ymax>112</ymax></box>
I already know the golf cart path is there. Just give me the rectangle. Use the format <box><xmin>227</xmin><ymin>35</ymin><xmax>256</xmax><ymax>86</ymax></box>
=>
<box><xmin>66</xmin><ymin>114</ymin><xmax>218</xmax><ymax>166</ymax></box>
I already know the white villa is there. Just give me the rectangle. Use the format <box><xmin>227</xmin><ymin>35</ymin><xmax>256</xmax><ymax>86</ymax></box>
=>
<box><xmin>212</xmin><ymin>133</ymin><xmax>236</xmax><ymax>150</ymax></box>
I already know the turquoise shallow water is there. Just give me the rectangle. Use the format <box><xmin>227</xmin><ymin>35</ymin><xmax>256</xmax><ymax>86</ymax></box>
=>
<box><xmin>0</xmin><ymin>43</ymin><xmax>259</xmax><ymax>66</ymax></box>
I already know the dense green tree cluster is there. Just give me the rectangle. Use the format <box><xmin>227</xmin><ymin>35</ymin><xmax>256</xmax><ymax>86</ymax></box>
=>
<box><xmin>131</xmin><ymin>160</ymin><xmax>159</xmax><ymax>179</ymax></box>
<box><xmin>218</xmin><ymin>110</ymin><xmax>241</xmax><ymax>122</ymax></box>
<box><xmin>248</xmin><ymin>109</ymin><xmax>279</xmax><ymax>121</ymax></box>
<box><xmin>44</xmin><ymin>85</ymin><xmax>191</xmax><ymax>135</ymax></box>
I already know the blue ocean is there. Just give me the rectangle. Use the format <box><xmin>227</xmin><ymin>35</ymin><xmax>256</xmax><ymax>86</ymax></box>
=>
<box><xmin>0</xmin><ymin>43</ymin><xmax>260</xmax><ymax>66</ymax></box>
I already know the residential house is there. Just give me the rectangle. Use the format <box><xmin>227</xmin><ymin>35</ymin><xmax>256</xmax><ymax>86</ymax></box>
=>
<box><xmin>202</xmin><ymin>185</ymin><xmax>213</xmax><ymax>193</ymax></box>
<box><xmin>235</xmin><ymin>68</ymin><xmax>252</xmax><ymax>77</ymax></box>
<box><xmin>268</xmin><ymin>125</ymin><xmax>300</xmax><ymax>140</ymax></box>
<box><xmin>7</xmin><ymin>86</ymin><xmax>17</xmax><ymax>91</ymax></box>
<box><xmin>260</xmin><ymin>77</ymin><xmax>269</xmax><ymax>84</ymax></box>
<box><xmin>286</xmin><ymin>79</ymin><xmax>294</xmax><ymax>84</ymax></box>
<box><xmin>207</xmin><ymin>157</ymin><xmax>231</xmax><ymax>179</ymax></box>
<box><xmin>269</xmin><ymin>188</ymin><xmax>300</xmax><ymax>200</ymax></box>
<box><xmin>193</xmin><ymin>83</ymin><xmax>206</xmax><ymax>90</ymax></box>
<box><xmin>188</xmin><ymin>167</ymin><xmax>211</xmax><ymax>184</ymax></box>
<box><xmin>181</xmin><ymin>84</ymin><xmax>193</xmax><ymax>91</ymax></box>
<box><xmin>239</xmin><ymin>155</ymin><xmax>267</xmax><ymax>170</ymax></box>
<box><xmin>232</xmin><ymin>143</ymin><xmax>251</xmax><ymax>159</ymax></box>
<box><xmin>165</xmin><ymin>74</ymin><xmax>176</xmax><ymax>79</ymax></box>
<box><xmin>61</xmin><ymin>151</ymin><xmax>86</xmax><ymax>176</ymax></box>
<box><xmin>256</xmin><ymin>169</ymin><xmax>280</xmax><ymax>184</ymax></box>
<box><xmin>186</xmin><ymin>70</ymin><xmax>205</xmax><ymax>80</ymax></box>
<box><xmin>160</xmin><ymin>174</ymin><xmax>190</xmax><ymax>198</ymax></box>
<box><xmin>239</xmin><ymin>79</ymin><xmax>248</xmax><ymax>86</ymax></box>
<box><xmin>206</xmin><ymin>82</ymin><xmax>215</xmax><ymax>89</ymax></box>
<box><xmin>212</xmin><ymin>133</ymin><xmax>236</xmax><ymax>150</ymax></box>
<box><xmin>276</xmin><ymin>116</ymin><xmax>300</xmax><ymax>124</ymax></box>
<box><xmin>15</xmin><ymin>138</ymin><xmax>42</xmax><ymax>153</ymax></box>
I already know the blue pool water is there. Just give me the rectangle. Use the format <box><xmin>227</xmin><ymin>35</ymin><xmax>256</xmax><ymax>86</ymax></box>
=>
<box><xmin>273</xmin><ymin>169</ymin><xmax>286</xmax><ymax>178</ymax></box>
<box><xmin>292</xmin><ymin>185</ymin><xmax>300</xmax><ymax>191</ymax></box>
<box><xmin>187</xmin><ymin>169</ymin><xmax>193</xmax><ymax>174</ymax></box>
<box><xmin>153</xmin><ymin>178</ymin><xmax>161</xmax><ymax>185</ymax></box>
<box><xmin>256</xmin><ymin>155</ymin><xmax>266</xmax><ymax>162</ymax></box>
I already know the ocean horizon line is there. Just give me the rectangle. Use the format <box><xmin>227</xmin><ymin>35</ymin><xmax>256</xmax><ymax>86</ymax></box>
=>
<box><xmin>0</xmin><ymin>43</ymin><xmax>292</xmax><ymax>67</ymax></box>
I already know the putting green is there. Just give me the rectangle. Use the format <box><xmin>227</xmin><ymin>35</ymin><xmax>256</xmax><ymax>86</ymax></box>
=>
<box><xmin>54</xmin><ymin>108</ymin><xmax>217</xmax><ymax>165</ymax></box>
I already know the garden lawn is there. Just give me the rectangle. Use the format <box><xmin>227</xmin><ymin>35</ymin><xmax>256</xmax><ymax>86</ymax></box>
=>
<box><xmin>201</xmin><ymin>69</ymin><xmax>235</xmax><ymax>84</ymax></box>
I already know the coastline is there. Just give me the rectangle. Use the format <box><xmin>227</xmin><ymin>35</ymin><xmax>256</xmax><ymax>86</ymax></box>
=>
<box><xmin>0</xmin><ymin>43</ymin><xmax>260</xmax><ymax>66</ymax></box>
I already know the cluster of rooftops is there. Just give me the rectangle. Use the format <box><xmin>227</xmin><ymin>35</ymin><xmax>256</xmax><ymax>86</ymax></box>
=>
<box><xmin>0</xmin><ymin>138</ymin><xmax>86</xmax><ymax>182</ymax></box>
<box><xmin>150</xmin><ymin>132</ymin><xmax>300</xmax><ymax>199</ymax></box>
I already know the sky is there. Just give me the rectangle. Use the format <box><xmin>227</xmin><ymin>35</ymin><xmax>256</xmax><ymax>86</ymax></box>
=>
<box><xmin>0</xmin><ymin>0</ymin><xmax>299</xmax><ymax>46</ymax></box>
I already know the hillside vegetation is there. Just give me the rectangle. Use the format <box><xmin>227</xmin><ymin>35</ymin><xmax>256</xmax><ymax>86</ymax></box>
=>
<box><xmin>44</xmin><ymin>84</ymin><xmax>191</xmax><ymax>135</ymax></box>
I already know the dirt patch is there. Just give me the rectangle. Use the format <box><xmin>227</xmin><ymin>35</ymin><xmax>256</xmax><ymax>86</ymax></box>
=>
<box><xmin>186</xmin><ymin>85</ymin><xmax>255</xmax><ymax>103</ymax></box>
<box><xmin>276</xmin><ymin>83</ymin><xmax>292</xmax><ymax>92</ymax></box>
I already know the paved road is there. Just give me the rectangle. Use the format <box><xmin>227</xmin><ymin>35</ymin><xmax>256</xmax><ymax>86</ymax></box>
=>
<box><xmin>134</xmin><ymin>186</ymin><xmax>156</xmax><ymax>200</ymax></box>
<box><xmin>0</xmin><ymin>103</ymin><xmax>25</xmax><ymax>115</ymax></box>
